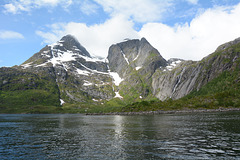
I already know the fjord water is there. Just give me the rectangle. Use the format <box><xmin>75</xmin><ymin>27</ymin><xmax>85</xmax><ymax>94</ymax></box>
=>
<box><xmin>0</xmin><ymin>112</ymin><xmax>240</xmax><ymax>159</ymax></box>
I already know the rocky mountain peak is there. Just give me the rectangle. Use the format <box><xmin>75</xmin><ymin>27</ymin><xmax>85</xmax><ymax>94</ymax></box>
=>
<box><xmin>20</xmin><ymin>35</ymin><xmax>94</xmax><ymax>69</ymax></box>
<box><xmin>107</xmin><ymin>38</ymin><xmax>167</xmax><ymax>76</ymax></box>
<box><xmin>140</xmin><ymin>37</ymin><xmax>147</xmax><ymax>43</ymax></box>
<box><xmin>60</xmin><ymin>34</ymin><xmax>77</xmax><ymax>41</ymax></box>
<box><xmin>51</xmin><ymin>34</ymin><xmax>91</xmax><ymax>57</ymax></box>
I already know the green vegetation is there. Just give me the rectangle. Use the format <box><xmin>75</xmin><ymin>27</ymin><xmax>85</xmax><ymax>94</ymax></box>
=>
<box><xmin>0</xmin><ymin>68</ymin><xmax>60</xmax><ymax>113</ymax></box>
<box><xmin>121</xmin><ymin>69</ymin><xmax>240</xmax><ymax>112</ymax></box>
<box><xmin>1</xmin><ymin>65</ymin><xmax>240</xmax><ymax>114</ymax></box>
<box><xmin>1</xmin><ymin>40</ymin><xmax>240</xmax><ymax>114</ymax></box>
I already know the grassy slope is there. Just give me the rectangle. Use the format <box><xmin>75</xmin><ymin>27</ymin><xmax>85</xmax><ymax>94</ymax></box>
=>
<box><xmin>0</xmin><ymin>68</ymin><xmax>60</xmax><ymax>113</ymax></box>
<box><xmin>121</xmin><ymin>70</ymin><xmax>240</xmax><ymax>112</ymax></box>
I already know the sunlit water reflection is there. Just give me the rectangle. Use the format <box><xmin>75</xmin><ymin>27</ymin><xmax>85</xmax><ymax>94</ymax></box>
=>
<box><xmin>0</xmin><ymin>111</ymin><xmax>240</xmax><ymax>159</ymax></box>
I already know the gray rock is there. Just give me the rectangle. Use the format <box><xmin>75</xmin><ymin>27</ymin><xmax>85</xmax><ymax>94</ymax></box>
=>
<box><xmin>2</xmin><ymin>35</ymin><xmax>240</xmax><ymax>106</ymax></box>
<box><xmin>152</xmin><ymin>37</ymin><xmax>240</xmax><ymax>100</ymax></box>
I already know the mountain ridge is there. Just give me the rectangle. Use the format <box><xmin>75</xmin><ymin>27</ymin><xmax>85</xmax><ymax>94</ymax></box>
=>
<box><xmin>1</xmin><ymin>35</ymin><xmax>240</xmax><ymax>113</ymax></box>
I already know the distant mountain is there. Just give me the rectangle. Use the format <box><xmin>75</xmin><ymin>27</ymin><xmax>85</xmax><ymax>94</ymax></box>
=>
<box><xmin>0</xmin><ymin>35</ymin><xmax>240</xmax><ymax>112</ymax></box>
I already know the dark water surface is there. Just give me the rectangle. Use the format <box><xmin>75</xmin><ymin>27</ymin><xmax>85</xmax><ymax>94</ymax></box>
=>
<box><xmin>0</xmin><ymin>112</ymin><xmax>240</xmax><ymax>159</ymax></box>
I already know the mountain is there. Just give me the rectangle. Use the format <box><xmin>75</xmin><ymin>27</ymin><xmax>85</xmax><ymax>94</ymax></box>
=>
<box><xmin>18</xmin><ymin>35</ymin><xmax>116</xmax><ymax>103</ymax></box>
<box><xmin>108</xmin><ymin>37</ymin><xmax>167</xmax><ymax>101</ymax></box>
<box><xmin>152</xmin><ymin>37</ymin><xmax>240</xmax><ymax>101</ymax></box>
<box><xmin>0</xmin><ymin>35</ymin><xmax>240</xmax><ymax>113</ymax></box>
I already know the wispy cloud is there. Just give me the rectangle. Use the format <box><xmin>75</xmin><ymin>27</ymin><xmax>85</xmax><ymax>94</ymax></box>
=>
<box><xmin>3</xmin><ymin>0</ymin><xmax>199</xmax><ymax>20</ymax></box>
<box><xmin>3</xmin><ymin>0</ymin><xmax>73</xmax><ymax>14</ymax></box>
<box><xmin>0</xmin><ymin>30</ymin><xmax>24</xmax><ymax>39</ymax></box>
<box><xmin>93</xmin><ymin>0</ymin><xmax>173</xmax><ymax>23</ymax></box>
<box><xmin>80</xmin><ymin>0</ymin><xmax>99</xmax><ymax>15</ymax></box>
<box><xmin>92</xmin><ymin>0</ymin><xmax>200</xmax><ymax>23</ymax></box>
<box><xmin>185</xmin><ymin>0</ymin><xmax>198</xmax><ymax>5</ymax></box>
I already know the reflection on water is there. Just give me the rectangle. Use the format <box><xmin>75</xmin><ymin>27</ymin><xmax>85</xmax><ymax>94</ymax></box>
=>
<box><xmin>0</xmin><ymin>112</ymin><xmax>240</xmax><ymax>159</ymax></box>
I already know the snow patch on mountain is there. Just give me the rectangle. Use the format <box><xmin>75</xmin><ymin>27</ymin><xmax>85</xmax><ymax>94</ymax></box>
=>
<box><xmin>120</xmin><ymin>50</ymin><xmax>129</xmax><ymax>65</ymax></box>
<box><xmin>81</xmin><ymin>55</ymin><xmax>106</xmax><ymax>62</ymax></box>
<box><xmin>83</xmin><ymin>81</ymin><xmax>93</xmax><ymax>86</ymax></box>
<box><xmin>109</xmin><ymin>72</ymin><xmax>123</xmax><ymax>86</ymax></box>
<box><xmin>135</xmin><ymin>66</ymin><xmax>142</xmax><ymax>71</ymax></box>
<box><xmin>75</xmin><ymin>62</ymin><xmax>108</xmax><ymax>76</ymax></box>
<box><xmin>48</xmin><ymin>41</ymin><xmax>64</xmax><ymax>48</ymax></box>
<box><xmin>133</xmin><ymin>54</ymin><xmax>139</xmax><ymax>61</ymax></box>
<box><xmin>75</xmin><ymin>68</ymin><xmax>90</xmax><ymax>76</ymax></box>
<box><xmin>164</xmin><ymin>59</ymin><xmax>183</xmax><ymax>71</ymax></box>
<box><xmin>114</xmin><ymin>91</ymin><xmax>123</xmax><ymax>99</ymax></box>
<box><xmin>21</xmin><ymin>62</ymin><xmax>33</xmax><ymax>69</ymax></box>
<box><xmin>60</xmin><ymin>99</ymin><xmax>65</xmax><ymax>105</ymax></box>
<box><xmin>48</xmin><ymin>48</ymin><xmax>76</xmax><ymax>67</ymax></box>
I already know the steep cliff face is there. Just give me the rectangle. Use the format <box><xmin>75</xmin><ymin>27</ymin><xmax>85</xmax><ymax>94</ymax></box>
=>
<box><xmin>108</xmin><ymin>38</ymin><xmax>167</xmax><ymax>76</ymax></box>
<box><xmin>107</xmin><ymin>38</ymin><xmax>167</xmax><ymax>101</ymax></box>
<box><xmin>152</xmin><ymin>37</ymin><xmax>240</xmax><ymax>100</ymax></box>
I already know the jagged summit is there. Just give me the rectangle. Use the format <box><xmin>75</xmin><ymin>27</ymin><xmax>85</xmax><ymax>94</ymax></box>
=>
<box><xmin>20</xmin><ymin>35</ymin><xmax>98</xmax><ymax>69</ymax></box>
<box><xmin>58</xmin><ymin>35</ymin><xmax>91</xmax><ymax>57</ymax></box>
<box><xmin>107</xmin><ymin>37</ymin><xmax>167</xmax><ymax>77</ymax></box>
<box><xmin>61</xmin><ymin>34</ymin><xmax>77</xmax><ymax>41</ymax></box>
<box><xmin>140</xmin><ymin>37</ymin><xmax>148</xmax><ymax>43</ymax></box>
<box><xmin>106</xmin><ymin>37</ymin><xmax>168</xmax><ymax>99</ymax></box>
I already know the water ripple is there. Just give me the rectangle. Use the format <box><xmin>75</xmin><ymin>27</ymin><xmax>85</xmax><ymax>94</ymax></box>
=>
<box><xmin>0</xmin><ymin>112</ymin><xmax>240</xmax><ymax>159</ymax></box>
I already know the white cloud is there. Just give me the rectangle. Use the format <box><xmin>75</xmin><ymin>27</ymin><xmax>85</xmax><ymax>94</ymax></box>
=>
<box><xmin>93</xmin><ymin>0</ymin><xmax>173</xmax><ymax>23</ymax></box>
<box><xmin>3</xmin><ymin>3</ymin><xmax>18</xmax><ymax>14</ymax></box>
<box><xmin>80</xmin><ymin>0</ymin><xmax>99</xmax><ymax>15</ymax></box>
<box><xmin>3</xmin><ymin>0</ymin><xmax>73</xmax><ymax>14</ymax></box>
<box><xmin>0</xmin><ymin>30</ymin><xmax>24</xmax><ymax>39</ymax></box>
<box><xmin>36</xmin><ymin>15</ymin><xmax>140</xmax><ymax>57</ymax></box>
<box><xmin>36</xmin><ymin>31</ymin><xmax>60</xmax><ymax>44</ymax></box>
<box><xmin>139</xmin><ymin>3</ymin><xmax>240</xmax><ymax>60</ymax></box>
<box><xmin>36</xmin><ymin>2</ymin><xmax>240</xmax><ymax>61</ymax></box>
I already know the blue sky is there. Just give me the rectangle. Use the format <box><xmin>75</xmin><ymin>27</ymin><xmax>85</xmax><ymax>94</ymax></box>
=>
<box><xmin>1</xmin><ymin>0</ymin><xmax>240</xmax><ymax>67</ymax></box>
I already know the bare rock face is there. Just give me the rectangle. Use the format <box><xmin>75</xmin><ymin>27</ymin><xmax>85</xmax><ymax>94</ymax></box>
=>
<box><xmin>152</xmin><ymin>37</ymin><xmax>240</xmax><ymax>100</ymax></box>
<box><xmin>107</xmin><ymin>38</ymin><xmax>167</xmax><ymax>100</ymax></box>
<box><xmin>152</xmin><ymin>61</ymin><xmax>202</xmax><ymax>100</ymax></box>
<box><xmin>60</xmin><ymin>35</ymin><xmax>91</xmax><ymax>57</ymax></box>
<box><xmin>108</xmin><ymin>38</ymin><xmax>167</xmax><ymax>76</ymax></box>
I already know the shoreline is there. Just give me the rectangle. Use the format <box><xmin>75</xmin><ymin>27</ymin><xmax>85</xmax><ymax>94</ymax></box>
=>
<box><xmin>1</xmin><ymin>107</ymin><xmax>240</xmax><ymax>115</ymax></box>
<box><xmin>86</xmin><ymin>107</ymin><xmax>240</xmax><ymax>115</ymax></box>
